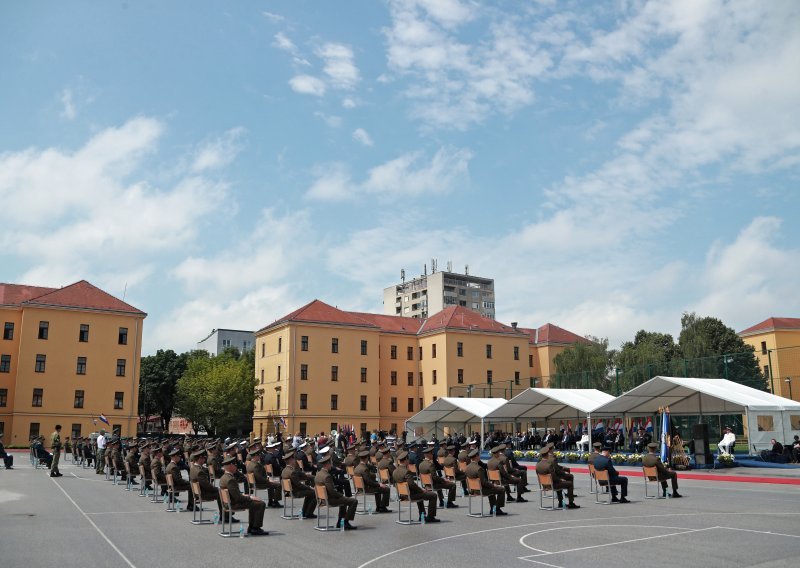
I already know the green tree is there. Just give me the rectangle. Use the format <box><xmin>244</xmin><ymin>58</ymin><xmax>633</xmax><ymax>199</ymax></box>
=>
<box><xmin>138</xmin><ymin>349</ymin><xmax>188</xmax><ymax>432</ymax></box>
<box><xmin>614</xmin><ymin>330</ymin><xmax>682</xmax><ymax>392</ymax></box>
<box><xmin>553</xmin><ymin>336</ymin><xmax>615</xmax><ymax>391</ymax></box>
<box><xmin>174</xmin><ymin>350</ymin><xmax>258</xmax><ymax>436</ymax></box>
<box><xmin>678</xmin><ymin>312</ymin><xmax>766</xmax><ymax>390</ymax></box>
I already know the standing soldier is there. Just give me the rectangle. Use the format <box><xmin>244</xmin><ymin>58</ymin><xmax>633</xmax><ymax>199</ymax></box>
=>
<box><xmin>50</xmin><ymin>425</ymin><xmax>63</xmax><ymax>477</ymax></box>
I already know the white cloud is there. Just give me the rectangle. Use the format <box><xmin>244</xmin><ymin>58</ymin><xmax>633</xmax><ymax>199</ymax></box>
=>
<box><xmin>352</xmin><ymin>128</ymin><xmax>373</xmax><ymax>146</ymax></box>
<box><xmin>262</xmin><ymin>11</ymin><xmax>284</xmax><ymax>23</ymax></box>
<box><xmin>273</xmin><ymin>32</ymin><xmax>295</xmax><ymax>52</ymax></box>
<box><xmin>190</xmin><ymin>127</ymin><xmax>245</xmax><ymax>172</ymax></box>
<box><xmin>314</xmin><ymin>112</ymin><xmax>342</xmax><ymax>128</ymax></box>
<box><xmin>304</xmin><ymin>146</ymin><xmax>472</xmax><ymax>201</ymax></box>
<box><xmin>59</xmin><ymin>88</ymin><xmax>76</xmax><ymax>120</ymax></box>
<box><xmin>288</xmin><ymin>74</ymin><xmax>326</xmax><ymax>96</ymax></box>
<box><xmin>342</xmin><ymin>97</ymin><xmax>357</xmax><ymax>109</ymax></box>
<box><xmin>316</xmin><ymin>43</ymin><xmax>360</xmax><ymax>90</ymax></box>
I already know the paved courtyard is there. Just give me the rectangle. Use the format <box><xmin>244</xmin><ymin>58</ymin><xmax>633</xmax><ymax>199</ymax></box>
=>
<box><xmin>2</xmin><ymin>455</ymin><xmax>799</xmax><ymax>568</ymax></box>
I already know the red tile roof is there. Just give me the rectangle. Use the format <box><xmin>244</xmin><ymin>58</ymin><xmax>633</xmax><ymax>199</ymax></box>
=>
<box><xmin>348</xmin><ymin>312</ymin><xmax>423</xmax><ymax>335</ymax></box>
<box><xmin>519</xmin><ymin>323</ymin><xmax>590</xmax><ymax>346</ymax></box>
<box><xmin>738</xmin><ymin>317</ymin><xmax>800</xmax><ymax>336</ymax></box>
<box><xmin>417</xmin><ymin>305</ymin><xmax>524</xmax><ymax>336</ymax></box>
<box><xmin>22</xmin><ymin>280</ymin><xmax>145</xmax><ymax>315</ymax></box>
<box><xmin>0</xmin><ymin>284</ymin><xmax>57</xmax><ymax>306</ymax></box>
<box><xmin>259</xmin><ymin>300</ymin><xmax>379</xmax><ymax>333</ymax></box>
<box><xmin>0</xmin><ymin>280</ymin><xmax>144</xmax><ymax>315</ymax></box>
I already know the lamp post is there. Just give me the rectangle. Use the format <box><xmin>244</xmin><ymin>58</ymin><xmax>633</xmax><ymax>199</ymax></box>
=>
<box><xmin>723</xmin><ymin>355</ymin><xmax>734</xmax><ymax>380</ymax></box>
<box><xmin>785</xmin><ymin>378</ymin><xmax>794</xmax><ymax>401</ymax></box>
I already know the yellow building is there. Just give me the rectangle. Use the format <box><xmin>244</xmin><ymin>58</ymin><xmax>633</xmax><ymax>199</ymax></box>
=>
<box><xmin>253</xmin><ymin>300</ymin><xmax>587</xmax><ymax>438</ymax></box>
<box><xmin>739</xmin><ymin>317</ymin><xmax>800</xmax><ymax>401</ymax></box>
<box><xmin>0</xmin><ymin>281</ymin><xmax>145</xmax><ymax>446</ymax></box>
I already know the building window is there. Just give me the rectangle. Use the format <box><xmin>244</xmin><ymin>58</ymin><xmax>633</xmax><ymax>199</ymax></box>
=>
<box><xmin>332</xmin><ymin>338</ymin><xmax>339</xmax><ymax>353</ymax></box>
<box><xmin>261</xmin><ymin>343</ymin><xmax>265</xmax><ymax>357</ymax></box>
<box><xmin>38</xmin><ymin>321</ymin><xmax>49</xmax><ymax>340</ymax></box>
<box><xmin>360</xmin><ymin>367</ymin><xmax>367</xmax><ymax>383</ymax></box>
<box><xmin>514</xmin><ymin>346</ymin><xmax>520</xmax><ymax>360</ymax></box>
<box><xmin>222</xmin><ymin>338</ymin><xmax>231</xmax><ymax>349</ymax></box>
<box><xmin>330</xmin><ymin>422</ymin><xmax>338</xmax><ymax>433</ymax></box>
<box><xmin>433</xmin><ymin>370</ymin><xmax>437</xmax><ymax>385</ymax></box>
<box><xmin>390</xmin><ymin>345</ymin><xmax>397</xmax><ymax>359</ymax></box>
<box><xmin>418</xmin><ymin>372</ymin><xmax>423</xmax><ymax>386</ymax></box>
<box><xmin>300</xmin><ymin>364</ymin><xmax>308</xmax><ymax>380</ymax></box>
<box><xmin>301</xmin><ymin>336</ymin><xmax>309</xmax><ymax>351</ymax></box>
<box><xmin>419</xmin><ymin>397</ymin><xmax>423</xmax><ymax>410</ymax></box>
<box><xmin>407</xmin><ymin>398</ymin><xmax>414</xmax><ymax>412</ymax></box>
<box><xmin>361</xmin><ymin>340</ymin><xmax>368</xmax><ymax>355</ymax></box>
<box><xmin>390</xmin><ymin>371</ymin><xmax>397</xmax><ymax>385</ymax></box>
<box><xmin>118</xmin><ymin>327</ymin><xmax>128</xmax><ymax>345</ymax></box>
<box><xmin>331</xmin><ymin>366</ymin><xmax>338</xmax><ymax>381</ymax></box>
<box><xmin>29</xmin><ymin>422</ymin><xmax>40</xmax><ymax>439</ymax></box>
<box><xmin>3</xmin><ymin>322</ymin><xmax>13</xmax><ymax>340</ymax></box>
<box><xmin>764</xmin><ymin>365</ymin><xmax>770</xmax><ymax>379</ymax></box>
<box><xmin>360</xmin><ymin>395</ymin><xmax>367</xmax><ymax>411</ymax></box>
<box><xmin>0</xmin><ymin>355</ymin><xmax>10</xmax><ymax>373</ymax></box>
<box><xmin>300</xmin><ymin>393</ymin><xmax>308</xmax><ymax>410</ymax></box>
<box><xmin>32</xmin><ymin>388</ymin><xmax>43</xmax><ymax>407</ymax></box>
<box><xmin>260</xmin><ymin>369</ymin><xmax>264</xmax><ymax>384</ymax></box>
<box><xmin>486</xmin><ymin>344</ymin><xmax>492</xmax><ymax>359</ymax></box>
<box><xmin>76</xmin><ymin>357</ymin><xmax>87</xmax><ymax>375</ymax></box>
<box><xmin>487</xmin><ymin>370</ymin><xmax>493</xmax><ymax>384</ymax></box>
<box><xmin>35</xmin><ymin>354</ymin><xmax>46</xmax><ymax>373</ymax></box>
<box><xmin>331</xmin><ymin>394</ymin><xmax>338</xmax><ymax>410</ymax></box>
<box><xmin>407</xmin><ymin>346</ymin><xmax>413</xmax><ymax>360</ymax></box>
<box><xmin>71</xmin><ymin>424</ymin><xmax>82</xmax><ymax>439</ymax></box>
<box><xmin>0</xmin><ymin>388</ymin><xmax>7</xmax><ymax>407</ymax></box>
<box><xmin>529</xmin><ymin>354</ymin><xmax>533</xmax><ymax>368</ymax></box>
<box><xmin>79</xmin><ymin>324</ymin><xmax>89</xmax><ymax>342</ymax></box>
<box><xmin>761</xmin><ymin>341</ymin><xmax>767</xmax><ymax>355</ymax></box>
<box><xmin>391</xmin><ymin>397</ymin><xmax>397</xmax><ymax>412</ymax></box>
<box><xmin>260</xmin><ymin>397</ymin><xmax>264</xmax><ymax>411</ymax></box>
<box><xmin>432</xmin><ymin>344</ymin><xmax>437</xmax><ymax>358</ymax></box>
<box><xmin>418</xmin><ymin>346</ymin><xmax>423</xmax><ymax>360</ymax></box>
<box><xmin>514</xmin><ymin>371</ymin><xmax>520</xmax><ymax>385</ymax></box>
<box><xmin>299</xmin><ymin>422</ymin><xmax>306</xmax><ymax>437</ymax></box>
<box><xmin>74</xmin><ymin>390</ymin><xmax>85</xmax><ymax>409</ymax></box>
<box><xmin>407</xmin><ymin>372</ymin><xmax>413</xmax><ymax>386</ymax></box>
<box><xmin>457</xmin><ymin>342</ymin><xmax>463</xmax><ymax>357</ymax></box>
<box><xmin>457</xmin><ymin>369</ymin><xmax>464</xmax><ymax>384</ymax></box>
<box><xmin>432</xmin><ymin>396</ymin><xmax>437</xmax><ymax>402</ymax></box>
<box><xmin>360</xmin><ymin>423</ymin><xmax>367</xmax><ymax>435</ymax></box>
<box><xmin>114</xmin><ymin>392</ymin><xmax>124</xmax><ymax>409</ymax></box>
<box><xmin>116</xmin><ymin>359</ymin><xmax>126</xmax><ymax>377</ymax></box>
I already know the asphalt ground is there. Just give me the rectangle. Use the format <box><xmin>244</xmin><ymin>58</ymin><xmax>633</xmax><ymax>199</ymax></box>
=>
<box><xmin>2</xmin><ymin>456</ymin><xmax>800</xmax><ymax>568</ymax></box>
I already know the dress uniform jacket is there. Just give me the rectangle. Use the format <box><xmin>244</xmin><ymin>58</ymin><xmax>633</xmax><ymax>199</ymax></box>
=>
<box><xmin>138</xmin><ymin>454</ymin><xmax>152</xmax><ymax>480</ymax></box>
<box><xmin>219</xmin><ymin>470</ymin><xmax>265</xmax><ymax>528</ymax></box>
<box><xmin>418</xmin><ymin>458</ymin><xmax>450</xmax><ymax>489</ymax></box>
<box><xmin>189</xmin><ymin>463</ymin><xmax>219</xmax><ymax>500</ymax></box>
<box><xmin>442</xmin><ymin>455</ymin><xmax>465</xmax><ymax>480</ymax></box>
<box><xmin>281</xmin><ymin>464</ymin><xmax>313</xmax><ymax>496</ymax></box>
<box><xmin>166</xmin><ymin>460</ymin><xmax>192</xmax><ymax>492</ymax></box>
<box><xmin>314</xmin><ymin>469</ymin><xmax>349</xmax><ymax>506</ymax></box>
<box><xmin>246</xmin><ymin>460</ymin><xmax>278</xmax><ymax>491</ymax></box>
<box><xmin>377</xmin><ymin>456</ymin><xmax>395</xmax><ymax>477</ymax></box>
<box><xmin>151</xmin><ymin>458</ymin><xmax>166</xmax><ymax>484</ymax></box>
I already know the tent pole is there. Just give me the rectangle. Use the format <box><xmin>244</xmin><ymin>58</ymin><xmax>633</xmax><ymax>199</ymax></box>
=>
<box><xmin>588</xmin><ymin>415</ymin><xmax>592</xmax><ymax>448</ymax></box>
<box><xmin>698</xmin><ymin>392</ymin><xmax>704</xmax><ymax>421</ymax></box>
<box><xmin>744</xmin><ymin>407</ymin><xmax>752</xmax><ymax>456</ymax></box>
<box><xmin>481</xmin><ymin>418</ymin><xmax>485</xmax><ymax>454</ymax></box>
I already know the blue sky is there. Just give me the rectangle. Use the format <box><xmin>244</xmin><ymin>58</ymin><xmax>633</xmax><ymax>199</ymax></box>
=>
<box><xmin>1</xmin><ymin>0</ymin><xmax>799</xmax><ymax>355</ymax></box>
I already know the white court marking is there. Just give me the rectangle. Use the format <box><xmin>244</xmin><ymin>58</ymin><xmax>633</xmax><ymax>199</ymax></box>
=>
<box><xmin>50</xmin><ymin>476</ymin><xmax>138</xmax><ymax>568</ymax></box>
<box><xmin>355</xmin><ymin>512</ymin><xmax>800</xmax><ymax>568</ymax></box>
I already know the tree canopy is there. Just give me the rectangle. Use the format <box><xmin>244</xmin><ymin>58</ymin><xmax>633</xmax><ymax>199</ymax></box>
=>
<box><xmin>552</xmin><ymin>336</ymin><xmax>615</xmax><ymax>390</ymax></box>
<box><xmin>138</xmin><ymin>349</ymin><xmax>187</xmax><ymax>431</ymax></box>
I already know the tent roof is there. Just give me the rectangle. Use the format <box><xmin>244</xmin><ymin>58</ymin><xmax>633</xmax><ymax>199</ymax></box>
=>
<box><xmin>485</xmin><ymin>388</ymin><xmax>615</xmax><ymax>422</ymax></box>
<box><xmin>406</xmin><ymin>397</ymin><xmax>507</xmax><ymax>426</ymax></box>
<box><xmin>593</xmin><ymin>376</ymin><xmax>800</xmax><ymax>415</ymax></box>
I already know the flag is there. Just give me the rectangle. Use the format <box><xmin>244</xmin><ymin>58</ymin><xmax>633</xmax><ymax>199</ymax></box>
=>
<box><xmin>645</xmin><ymin>418</ymin><xmax>653</xmax><ymax>433</ymax></box>
<box><xmin>567</xmin><ymin>421</ymin><xmax>572</xmax><ymax>431</ymax></box>
<box><xmin>593</xmin><ymin>420</ymin><xmax>604</xmax><ymax>431</ymax></box>
<box><xmin>559</xmin><ymin>421</ymin><xmax>565</xmax><ymax>431</ymax></box>
<box><xmin>660</xmin><ymin>408</ymin><xmax>670</xmax><ymax>462</ymax></box>
<box><xmin>615</xmin><ymin>418</ymin><xmax>623</xmax><ymax>431</ymax></box>
<box><xmin>99</xmin><ymin>414</ymin><xmax>110</xmax><ymax>426</ymax></box>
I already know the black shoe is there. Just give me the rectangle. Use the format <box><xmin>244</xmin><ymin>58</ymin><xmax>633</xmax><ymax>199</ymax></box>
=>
<box><xmin>515</xmin><ymin>497</ymin><xmax>528</xmax><ymax>503</ymax></box>
<box><xmin>50</xmin><ymin>473</ymin><xmax>58</xmax><ymax>477</ymax></box>
<box><xmin>424</xmin><ymin>516</ymin><xmax>441</xmax><ymax>523</ymax></box>
<box><xmin>269</xmin><ymin>501</ymin><xmax>282</xmax><ymax>508</ymax></box>
<box><xmin>611</xmin><ymin>497</ymin><xmax>620</xmax><ymax>503</ymax></box>
<box><xmin>619</xmin><ymin>497</ymin><xmax>630</xmax><ymax>504</ymax></box>
<box><xmin>567</xmin><ymin>503</ymin><xmax>580</xmax><ymax>509</ymax></box>
<box><xmin>672</xmin><ymin>492</ymin><xmax>682</xmax><ymax>498</ymax></box>
<box><xmin>305</xmin><ymin>513</ymin><xmax>317</xmax><ymax>519</ymax></box>
<box><xmin>445</xmin><ymin>502</ymin><xmax>459</xmax><ymax>508</ymax></box>
<box><xmin>130</xmin><ymin>480</ymin><xmax>138</xmax><ymax>485</ymax></box>
<box><xmin>248</xmin><ymin>527</ymin><xmax>269</xmax><ymax>536</ymax></box>
<box><xmin>495</xmin><ymin>509</ymin><xmax>508</xmax><ymax>516</ymax></box>
<box><xmin>344</xmin><ymin>522</ymin><xmax>358</xmax><ymax>530</ymax></box>
<box><xmin>439</xmin><ymin>501</ymin><xmax>445</xmax><ymax>508</ymax></box>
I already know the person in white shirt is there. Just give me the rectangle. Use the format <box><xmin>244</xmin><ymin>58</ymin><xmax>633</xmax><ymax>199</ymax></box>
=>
<box><xmin>95</xmin><ymin>429</ymin><xmax>107</xmax><ymax>474</ymax></box>
<box><xmin>718</xmin><ymin>427</ymin><xmax>736</xmax><ymax>455</ymax></box>
<box><xmin>578</xmin><ymin>432</ymin><xmax>590</xmax><ymax>452</ymax></box>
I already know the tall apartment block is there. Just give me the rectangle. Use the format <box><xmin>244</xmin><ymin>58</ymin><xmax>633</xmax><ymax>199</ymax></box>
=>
<box><xmin>383</xmin><ymin>266</ymin><xmax>495</xmax><ymax>320</ymax></box>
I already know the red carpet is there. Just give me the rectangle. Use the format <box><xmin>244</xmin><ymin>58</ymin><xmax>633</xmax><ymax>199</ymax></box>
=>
<box><xmin>525</xmin><ymin>464</ymin><xmax>800</xmax><ymax>485</ymax></box>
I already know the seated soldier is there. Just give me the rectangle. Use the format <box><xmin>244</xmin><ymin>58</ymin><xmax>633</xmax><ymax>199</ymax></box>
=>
<box><xmin>593</xmin><ymin>446</ymin><xmax>629</xmax><ymax>503</ymax></box>
<box><xmin>220</xmin><ymin>455</ymin><xmax>268</xmax><ymax>535</ymax></box>
<box><xmin>281</xmin><ymin>451</ymin><xmax>317</xmax><ymax>519</ymax></box>
<box><xmin>245</xmin><ymin>450</ymin><xmax>282</xmax><ymax>508</ymax></box>
<box><xmin>466</xmin><ymin>448</ymin><xmax>506</xmax><ymax>515</ymax></box>
<box><xmin>354</xmin><ymin>450</ymin><xmax>391</xmax><ymax>513</ymax></box>
<box><xmin>535</xmin><ymin>445</ymin><xmax>580</xmax><ymax>509</ymax></box>
<box><xmin>393</xmin><ymin>450</ymin><xmax>440</xmax><ymax>522</ymax></box>
<box><xmin>418</xmin><ymin>445</ymin><xmax>457</xmax><ymax>508</ymax></box>
<box><xmin>642</xmin><ymin>442</ymin><xmax>682</xmax><ymax>498</ymax></box>
<box><xmin>165</xmin><ymin>448</ymin><xmax>194</xmax><ymax>509</ymax></box>
<box><xmin>442</xmin><ymin>445</ymin><xmax>466</xmax><ymax>495</ymax></box>
<box><xmin>189</xmin><ymin>449</ymin><xmax>223</xmax><ymax>517</ymax></box>
<box><xmin>316</xmin><ymin>453</ymin><xmax>358</xmax><ymax>529</ymax></box>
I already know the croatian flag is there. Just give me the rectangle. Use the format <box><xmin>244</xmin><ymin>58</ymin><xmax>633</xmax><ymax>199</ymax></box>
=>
<box><xmin>593</xmin><ymin>420</ymin><xmax>604</xmax><ymax>431</ymax></box>
<box><xmin>645</xmin><ymin>418</ymin><xmax>653</xmax><ymax>433</ymax></box>
<box><xmin>660</xmin><ymin>408</ymin><xmax>670</xmax><ymax>462</ymax></box>
<box><xmin>616</xmin><ymin>419</ymin><xmax>624</xmax><ymax>431</ymax></box>
<box><xmin>99</xmin><ymin>414</ymin><xmax>110</xmax><ymax>426</ymax></box>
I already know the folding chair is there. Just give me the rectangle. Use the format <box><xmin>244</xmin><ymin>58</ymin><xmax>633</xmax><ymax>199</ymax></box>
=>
<box><xmin>150</xmin><ymin>468</ymin><xmax>163</xmax><ymax>503</ymax></box>
<box><xmin>643</xmin><ymin>466</ymin><xmax>666</xmax><ymax>499</ymax></box>
<box><xmin>208</xmin><ymin>464</ymin><xmax>218</xmax><ymax>488</ymax></box>
<box><xmin>593</xmin><ymin>469</ymin><xmax>613</xmax><ymax>504</ymax></box>
<box><xmin>378</xmin><ymin>468</ymin><xmax>397</xmax><ymax>502</ymax></box>
<box><xmin>314</xmin><ymin>485</ymin><xmax>341</xmax><ymax>531</ymax></box>
<box><xmin>265</xmin><ymin>463</ymin><xmax>276</xmax><ymax>480</ymax></box>
<box><xmin>218</xmin><ymin>489</ymin><xmax>242</xmax><ymax>537</ymax></box>
<box><xmin>165</xmin><ymin>474</ymin><xmax>179</xmax><ymax>512</ymax></box>
<box><xmin>407</xmin><ymin>463</ymin><xmax>418</xmax><ymax>480</ymax></box>
<box><xmin>104</xmin><ymin>455</ymin><xmax>111</xmax><ymax>481</ymax></box>
<box><xmin>467</xmin><ymin>477</ymin><xmax>494</xmax><ymax>518</ymax></box>
<box><xmin>487</xmin><ymin>469</ymin><xmax>503</xmax><ymax>489</ymax></box>
<box><xmin>537</xmin><ymin>472</ymin><xmax>559</xmax><ymax>511</ymax></box>
<box><xmin>246</xmin><ymin>472</ymin><xmax>257</xmax><ymax>497</ymax></box>
<box><xmin>281</xmin><ymin>478</ymin><xmax>302</xmax><ymax>519</ymax></box>
<box><xmin>124</xmin><ymin>463</ymin><xmax>134</xmax><ymax>491</ymax></box>
<box><xmin>190</xmin><ymin>481</ymin><xmax>214</xmax><ymax>525</ymax></box>
<box><xmin>443</xmin><ymin>466</ymin><xmax>457</xmax><ymax>485</ymax></box>
<box><xmin>395</xmin><ymin>481</ymin><xmax>421</xmax><ymax>525</ymax></box>
<box><xmin>138</xmin><ymin>465</ymin><xmax>150</xmax><ymax>497</ymax></box>
<box><xmin>30</xmin><ymin>448</ymin><xmax>36</xmax><ymax>467</ymax></box>
<box><xmin>420</xmin><ymin>472</ymin><xmax>434</xmax><ymax>492</ymax></box>
<box><xmin>352</xmin><ymin>474</ymin><xmax>369</xmax><ymax>515</ymax></box>
<box><xmin>588</xmin><ymin>463</ymin><xmax>598</xmax><ymax>494</ymax></box>
<box><xmin>346</xmin><ymin>465</ymin><xmax>356</xmax><ymax>493</ymax></box>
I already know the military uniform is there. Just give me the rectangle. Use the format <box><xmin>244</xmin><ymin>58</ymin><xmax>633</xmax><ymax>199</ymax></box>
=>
<box><xmin>419</xmin><ymin>454</ymin><xmax>456</xmax><ymax>507</ymax></box>
<box><xmin>49</xmin><ymin>428</ymin><xmax>62</xmax><ymax>476</ymax></box>
<box><xmin>220</xmin><ymin>456</ymin><xmax>267</xmax><ymax>535</ymax></box>
<box><xmin>281</xmin><ymin>459</ymin><xmax>316</xmax><ymax>518</ymax></box>
<box><xmin>392</xmin><ymin>452</ymin><xmax>438</xmax><ymax>521</ymax></box>
<box><xmin>189</xmin><ymin>452</ymin><xmax>222</xmax><ymax>514</ymax></box>
<box><xmin>642</xmin><ymin>444</ymin><xmax>680</xmax><ymax>496</ymax></box>
<box><xmin>465</xmin><ymin>450</ymin><xmax>506</xmax><ymax>513</ymax></box>
<box><xmin>537</xmin><ymin>447</ymin><xmax>578</xmax><ymax>507</ymax></box>
<box><xmin>316</xmin><ymin>454</ymin><xmax>358</xmax><ymax>527</ymax></box>
<box><xmin>245</xmin><ymin>455</ymin><xmax>281</xmax><ymax>506</ymax></box>
<box><xmin>354</xmin><ymin>455</ymin><xmax>390</xmax><ymax>511</ymax></box>
<box><xmin>166</xmin><ymin>451</ymin><xmax>194</xmax><ymax>507</ymax></box>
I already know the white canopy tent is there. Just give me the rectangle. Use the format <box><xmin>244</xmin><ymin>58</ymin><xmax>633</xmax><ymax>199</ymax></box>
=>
<box><xmin>592</xmin><ymin>376</ymin><xmax>800</xmax><ymax>452</ymax></box>
<box><xmin>405</xmin><ymin>397</ymin><xmax>507</xmax><ymax>445</ymax></box>
<box><xmin>484</xmin><ymin>388</ymin><xmax>616</xmax><ymax>438</ymax></box>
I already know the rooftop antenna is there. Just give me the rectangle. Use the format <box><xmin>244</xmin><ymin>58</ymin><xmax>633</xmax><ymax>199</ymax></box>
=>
<box><xmin>401</xmin><ymin>269</ymin><xmax>405</xmax><ymax>284</ymax></box>
<box><xmin>465</xmin><ymin>264</ymin><xmax>469</xmax><ymax>276</ymax></box>
<box><xmin>446</xmin><ymin>260</ymin><xmax>452</xmax><ymax>272</ymax></box>
<box><xmin>122</xmin><ymin>282</ymin><xmax>127</xmax><ymax>301</ymax></box>
<box><xmin>424</xmin><ymin>263</ymin><xmax>427</xmax><ymax>276</ymax></box>
<box><xmin>431</xmin><ymin>258</ymin><xmax>437</xmax><ymax>273</ymax></box>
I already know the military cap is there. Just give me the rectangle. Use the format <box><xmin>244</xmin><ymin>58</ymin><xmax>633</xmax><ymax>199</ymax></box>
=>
<box><xmin>221</xmin><ymin>455</ymin><xmax>237</xmax><ymax>466</ymax></box>
<box><xmin>224</xmin><ymin>443</ymin><xmax>238</xmax><ymax>452</ymax></box>
<box><xmin>266</xmin><ymin>441</ymin><xmax>281</xmax><ymax>449</ymax></box>
<box><xmin>247</xmin><ymin>450</ymin><xmax>260</xmax><ymax>458</ymax></box>
<box><xmin>422</xmin><ymin>446</ymin><xmax>433</xmax><ymax>454</ymax></box>
<box><xmin>152</xmin><ymin>445</ymin><xmax>164</xmax><ymax>454</ymax></box>
<box><xmin>206</xmin><ymin>442</ymin><xmax>217</xmax><ymax>450</ymax></box>
<box><xmin>283</xmin><ymin>451</ymin><xmax>297</xmax><ymax>461</ymax></box>
<box><xmin>298</xmin><ymin>441</ymin><xmax>308</xmax><ymax>449</ymax></box>
<box><xmin>318</xmin><ymin>453</ymin><xmax>331</xmax><ymax>464</ymax></box>
<box><xmin>446</xmin><ymin>445</ymin><xmax>456</xmax><ymax>450</ymax></box>
<box><xmin>546</xmin><ymin>442</ymin><xmax>555</xmax><ymax>450</ymax></box>
<box><xmin>396</xmin><ymin>451</ymin><xmax>409</xmax><ymax>461</ymax></box>
<box><xmin>593</xmin><ymin>442</ymin><xmax>602</xmax><ymax>449</ymax></box>
<box><xmin>647</xmin><ymin>442</ymin><xmax>659</xmax><ymax>450</ymax></box>
<box><xmin>191</xmin><ymin>449</ymin><xmax>207</xmax><ymax>459</ymax></box>
<box><xmin>248</xmin><ymin>441</ymin><xmax>260</xmax><ymax>449</ymax></box>
<box><xmin>252</xmin><ymin>437</ymin><xmax>261</xmax><ymax>443</ymax></box>
<box><xmin>169</xmin><ymin>448</ymin><xmax>181</xmax><ymax>457</ymax></box>
<box><xmin>539</xmin><ymin>445</ymin><xmax>551</xmax><ymax>455</ymax></box>
<box><xmin>318</xmin><ymin>446</ymin><xmax>332</xmax><ymax>455</ymax></box>
<box><xmin>357</xmin><ymin>450</ymin><xmax>370</xmax><ymax>458</ymax></box>
<box><xmin>468</xmin><ymin>448</ymin><xmax>480</xmax><ymax>458</ymax></box>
